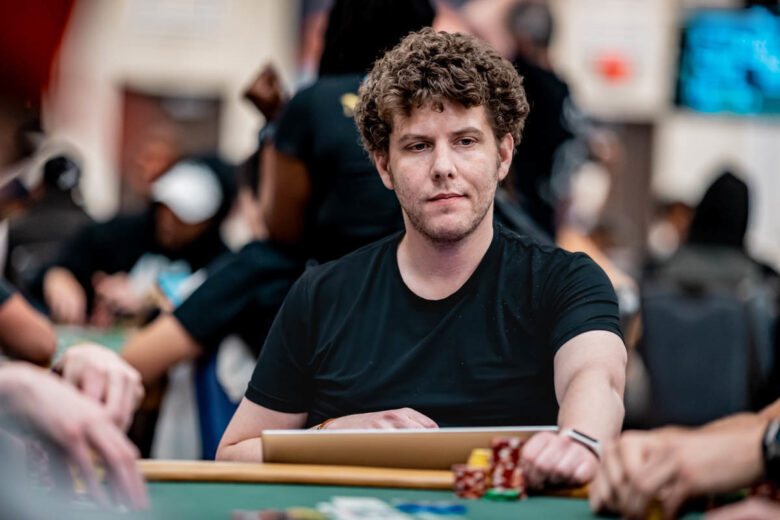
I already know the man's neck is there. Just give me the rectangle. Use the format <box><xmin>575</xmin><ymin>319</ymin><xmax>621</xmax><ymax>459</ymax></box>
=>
<box><xmin>397</xmin><ymin>211</ymin><xmax>495</xmax><ymax>301</ymax></box>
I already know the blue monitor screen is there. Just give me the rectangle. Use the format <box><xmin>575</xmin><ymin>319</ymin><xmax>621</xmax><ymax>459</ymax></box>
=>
<box><xmin>676</xmin><ymin>7</ymin><xmax>780</xmax><ymax>115</ymax></box>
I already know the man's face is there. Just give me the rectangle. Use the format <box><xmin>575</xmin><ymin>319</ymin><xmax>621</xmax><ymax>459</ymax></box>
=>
<box><xmin>154</xmin><ymin>204</ymin><xmax>212</xmax><ymax>250</ymax></box>
<box><xmin>374</xmin><ymin>100</ymin><xmax>513</xmax><ymax>244</ymax></box>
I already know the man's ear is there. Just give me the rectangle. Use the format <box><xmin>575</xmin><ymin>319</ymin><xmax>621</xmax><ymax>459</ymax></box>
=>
<box><xmin>497</xmin><ymin>133</ymin><xmax>514</xmax><ymax>182</ymax></box>
<box><xmin>373</xmin><ymin>150</ymin><xmax>394</xmax><ymax>190</ymax></box>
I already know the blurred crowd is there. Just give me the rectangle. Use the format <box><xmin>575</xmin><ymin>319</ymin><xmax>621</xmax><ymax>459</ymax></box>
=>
<box><xmin>0</xmin><ymin>0</ymin><xmax>778</xmax><ymax>518</ymax></box>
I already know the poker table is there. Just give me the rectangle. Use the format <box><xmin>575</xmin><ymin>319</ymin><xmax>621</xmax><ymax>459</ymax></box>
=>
<box><xmin>129</xmin><ymin>461</ymin><xmax>704</xmax><ymax>519</ymax></box>
<box><xmin>55</xmin><ymin>324</ymin><xmax>130</xmax><ymax>357</ymax></box>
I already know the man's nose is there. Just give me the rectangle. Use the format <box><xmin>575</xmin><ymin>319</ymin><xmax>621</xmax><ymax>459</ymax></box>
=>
<box><xmin>431</xmin><ymin>145</ymin><xmax>456</xmax><ymax>181</ymax></box>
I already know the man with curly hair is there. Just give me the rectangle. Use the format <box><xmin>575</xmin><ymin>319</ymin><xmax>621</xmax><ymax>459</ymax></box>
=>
<box><xmin>218</xmin><ymin>29</ymin><xmax>626</xmax><ymax>489</ymax></box>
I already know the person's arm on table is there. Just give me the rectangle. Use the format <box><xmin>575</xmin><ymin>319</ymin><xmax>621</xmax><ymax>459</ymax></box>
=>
<box><xmin>0</xmin><ymin>293</ymin><xmax>57</xmax><ymax>365</ymax></box>
<box><xmin>216</xmin><ymin>398</ymin><xmax>307</xmax><ymax>462</ymax></box>
<box><xmin>0</xmin><ymin>362</ymin><xmax>148</xmax><ymax>509</ymax></box>
<box><xmin>42</xmin><ymin>267</ymin><xmax>87</xmax><ymax>325</ymax></box>
<box><xmin>589</xmin><ymin>399</ymin><xmax>780</xmax><ymax>519</ymax></box>
<box><xmin>121</xmin><ymin>314</ymin><xmax>202</xmax><ymax>386</ymax></box>
<box><xmin>217</xmin><ymin>398</ymin><xmax>437</xmax><ymax>463</ymax></box>
<box><xmin>522</xmin><ymin>330</ymin><xmax>626</xmax><ymax>489</ymax></box>
<box><xmin>55</xmin><ymin>343</ymin><xmax>145</xmax><ymax>431</ymax></box>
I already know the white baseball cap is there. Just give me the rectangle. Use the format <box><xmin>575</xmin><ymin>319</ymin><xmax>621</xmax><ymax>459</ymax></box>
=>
<box><xmin>151</xmin><ymin>160</ymin><xmax>223</xmax><ymax>224</ymax></box>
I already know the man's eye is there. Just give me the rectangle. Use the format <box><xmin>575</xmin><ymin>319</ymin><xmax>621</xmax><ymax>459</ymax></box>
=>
<box><xmin>459</xmin><ymin>138</ymin><xmax>476</xmax><ymax>146</ymax></box>
<box><xmin>409</xmin><ymin>143</ymin><xmax>428</xmax><ymax>151</ymax></box>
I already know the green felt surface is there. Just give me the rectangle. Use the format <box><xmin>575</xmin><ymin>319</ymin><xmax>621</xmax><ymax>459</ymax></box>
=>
<box><xmin>54</xmin><ymin>325</ymin><xmax>130</xmax><ymax>359</ymax></box>
<box><xmin>142</xmin><ymin>482</ymin><xmax>594</xmax><ymax>519</ymax></box>
<box><xmin>102</xmin><ymin>481</ymin><xmax>702</xmax><ymax>520</ymax></box>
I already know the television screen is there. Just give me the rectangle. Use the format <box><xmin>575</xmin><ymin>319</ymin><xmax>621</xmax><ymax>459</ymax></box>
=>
<box><xmin>676</xmin><ymin>7</ymin><xmax>780</xmax><ymax>115</ymax></box>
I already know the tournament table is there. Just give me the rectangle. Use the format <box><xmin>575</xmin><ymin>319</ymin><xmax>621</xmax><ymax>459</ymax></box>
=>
<box><xmin>130</xmin><ymin>461</ymin><xmax>704</xmax><ymax>519</ymax></box>
<box><xmin>137</xmin><ymin>460</ymin><xmax>594</xmax><ymax>519</ymax></box>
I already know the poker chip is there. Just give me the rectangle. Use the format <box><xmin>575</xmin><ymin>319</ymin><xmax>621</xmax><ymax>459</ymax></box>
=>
<box><xmin>452</xmin><ymin>464</ymin><xmax>488</xmax><ymax>499</ymax></box>
<box><xmin>395</xmin><ymin>501</ymin><xmax>467</xmax><ymax>515</ymax></box>
<box><xmin>489</xmin><ymin>436</ymin><xmax>527</xmax><ymax>499</ymax></box>
<box><xmin>466</xmin><ymin>448</ymin><xmax>492</xmax><ymax>469</ymax></box>
<box><xmin>483</xmin><ymin>488</ymin><xmax>521</xmax><ymax>501</ymax></box>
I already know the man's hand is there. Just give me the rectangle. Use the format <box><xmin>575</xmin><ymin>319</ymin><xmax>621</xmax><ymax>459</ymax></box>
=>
<box><xmin>0</xmin><ymin>362</ymin><xmax>148</xmax><ymax>509</ymax></box>
<box><xmin>320</xmin><ymin>408</ymin><xmax>438</xmax><ymax>430</ymax></box>
<box><xmin>521</xmin><ymin>431</ymin><xmax>598</xmax><ymax>489</ymax></box>
<box><xmin>704</xmin><ymin>497</ymin><xmax>780</xmax><ymax>520</ymax></box>
<box><xmin>92</xmin><ymin>272</ymin><xmax>143</xmax><ymax>319</ymax></box>
<box><xmin>43</xmin><ymin>267</ymin><xmax>87</xmax><ymax>325</ymax></box>
<box><xmin>54</xmin><ymin>343</ymin><xmax>145</xmax><ymax>431</ymax></box>
<box><xmin>590</xmin><ymin>422</ymin><xmax>766</xmax><ymax>520</ymax></box>
<box><xmin>244</xmin><ymin>64</ymin><xmax>287</xmax><ymax>121</ymax></box>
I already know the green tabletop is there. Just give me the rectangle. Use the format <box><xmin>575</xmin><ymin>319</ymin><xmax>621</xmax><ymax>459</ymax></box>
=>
<box><xmin>142</xmin><ymin>481</ymin><xmax>594</xmax><ymax>519</ymax></box>
<box><xmin>94</xmin><ymin>481</ymin><xmax>700</xmax><ymax>520</ymax></box>
<box><xmin>54</xmin><ymin>325</ymin><xmax>131</xmax><ymax>359</ymax></box>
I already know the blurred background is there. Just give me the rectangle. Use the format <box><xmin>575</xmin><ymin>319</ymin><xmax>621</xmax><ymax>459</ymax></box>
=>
<box><xmin>2</xmin><ymin>0</ymin><xmax>778</xmax><ymax>440</ymax></box>
<box><xmin>38</xmin><ymin>0</ymin><xmax>779</xmax><ymax>274</ymax></box>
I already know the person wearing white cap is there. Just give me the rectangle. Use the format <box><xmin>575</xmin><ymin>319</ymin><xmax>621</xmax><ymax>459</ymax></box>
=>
<box><xmin>34</xmin><ymin>156</ymin><xmax>235</xmax><ymax>327</ymax></box>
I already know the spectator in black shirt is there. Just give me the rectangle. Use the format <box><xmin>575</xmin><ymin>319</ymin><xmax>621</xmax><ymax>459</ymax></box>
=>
<box><xmin>218</xmin><ymin>28</ymin><xmax>627</xmax><ymax>491</ymax></box>
<box><xmin>34</xmin><ymin>156</ymin><xmax>235</xmax><ymax>326</ymax></box>
<box><xmin>259</xmin><ymin>0</ymin><xmax>435</xmax><ymax>263</ymax></box>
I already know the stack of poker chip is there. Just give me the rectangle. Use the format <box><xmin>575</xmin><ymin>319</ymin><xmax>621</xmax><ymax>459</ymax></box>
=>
<box><xmin>488</xmin><ymin>437</ymin><xmax>527</xmax><ymax>500</ymax></box>
<box><xmin>452</xmin><ymin>449</ymin><xmax>491</xmax><ymax>499</ymax></box>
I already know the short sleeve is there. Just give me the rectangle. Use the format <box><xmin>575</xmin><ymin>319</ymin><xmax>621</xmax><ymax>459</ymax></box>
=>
<box><xmin>244</xmin><ymin>271</ymin><xmax>314</xmax><ymax>413</ymax></box>
<box><xmin>543</xmin><ymin>252</ymin><xmax>623</xmax><ymax>352</ymax></box>
<box><xmin>0</xmin><ymin>278</ymin><xmax>15</xmax><ymax>305</ymax></box>
<box><xmin>173</xmin><ymin>252</ymin><xmax>249</xmax><ymax>353</ymax></box>
<box><xmin>274</xmin><ymin>88</ymin><xmax>315</xmax><ymax>164</ymax></box>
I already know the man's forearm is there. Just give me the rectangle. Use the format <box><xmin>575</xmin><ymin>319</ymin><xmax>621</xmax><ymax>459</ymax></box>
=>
<box><xmin>215</xmin><ymin>437</ymin><xmax>264</xmax><ymax>463</ymax></box>
<box><xmin>557</xmin><ymin>368</ymin><xmax>624</xmax><ymax>443</ymax></box>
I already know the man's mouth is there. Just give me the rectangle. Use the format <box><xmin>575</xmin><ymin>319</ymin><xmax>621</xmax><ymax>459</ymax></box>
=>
<box><xmin>429</xmin><ymin>193</ymin><xmax>464</xmax><ymax>202</ymax></box>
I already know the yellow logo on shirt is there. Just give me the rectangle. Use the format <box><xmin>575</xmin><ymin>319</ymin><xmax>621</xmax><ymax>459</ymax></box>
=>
<box><xmin>340</xmin><ymin>93</ymin><xmax>358</xmax><ymax>117</ymax></box>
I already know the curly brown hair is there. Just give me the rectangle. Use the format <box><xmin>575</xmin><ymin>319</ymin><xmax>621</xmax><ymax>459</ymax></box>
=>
<box><xmin>355</xmin><ymin>28</ymin><xmax>529</xmax><ymax>157</ymax></box>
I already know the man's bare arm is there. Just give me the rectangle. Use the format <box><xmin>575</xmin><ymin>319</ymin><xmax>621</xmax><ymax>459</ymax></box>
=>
<box><xmin>121</xmin><ymin>314</ymin><xmax>202</xmax><ymax>385</ymax></box>
<box><xmin>554</xmin><ymin>330</ymin><xmax>626</xmax><ymax>441</ymax></box>
<box><xmin>522</xmin><ymin>330</ymin><xmax>626</xmax><ymax>488</ymax></box>
<box><xmin>216</xmin><ymin>398</ymin><xmax>308</xmax><ymax>462</ymax></box>
<box><xmin>216</xmin><ymin>399</ymin><xmax>438</xmax><ymax>463</ymax></box>
<box><xmin>0</xmin><ymin>293</ymin><xmax>57</xmax><ymax>365</ymax></box>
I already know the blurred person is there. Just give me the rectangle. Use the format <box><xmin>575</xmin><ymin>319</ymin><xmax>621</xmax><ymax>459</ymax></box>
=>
<box><xmin>34</xmin><ymin>156</ymin><xmax>236</xmax><ymax>326</ymax></box>
<box><xmin>0</xmin><ymin>0</ymin><xmax>148</xmax><ymax>514</ymax></box>
<box><xmin>0</xmin><ymin>277</ymin><xmax>56</xmax><ymax>365</ymax></box>
<box><xmin>635</xmin><ymin>171</ymin><xmax>779</xmax><ymax>428</ymax></box>
<box><xmin>6</xmin><ymin>150</ymin><xmax>92</xmax><ymax>292</ymax></box>
<box><xmin>218</xmin><ymin>29</ymin><xmax>627</xmax><ymax>491</ymax></box>
<box><xmin>590</xmin><ymin>398</ymin><xmax>780</xmax><ymax>519</ymax></box>
<box><xmin>121</xmin><ymin>151</ymin><xmax>301</xmax><ymax>387</ymax></box>
<box><xmin>259</xmin><ymin>0</ymin><xmax>435</xmax><ymax>264</ymax></box>
<box><xmin>0</xmin><ymin>355</ymin><xmax>148</xmax><ymax>510</ymax></box>
<box><xmin>646</xmin><ymin>200</ymin><xmax>695</xmax><ymax>263</ymax></box>
<box><xmin>503</xmin><ymin>1</ymin><xmax>636</xmax><ymax>295</ymax></box>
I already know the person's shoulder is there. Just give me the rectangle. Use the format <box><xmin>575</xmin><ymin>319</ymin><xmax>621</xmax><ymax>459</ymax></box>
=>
<box><xmin>496</xmin><ymin>224</ymin><xmax>598</xmax><ymax>274</ymax></box>
<box><xmin>288</xmin><ymin>74</ymin><xmax>361</xmax><ymax>104</ymax></box>
<box><xmin>233</xmin><ymin>241</ymin><xmax>303</xmax><ymax>276</ymax></box>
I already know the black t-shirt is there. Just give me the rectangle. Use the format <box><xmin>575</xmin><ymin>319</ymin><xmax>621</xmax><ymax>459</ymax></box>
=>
<box><xmin>274</xmin><ymin>74</ymin><xmax>404</xmax><ymax>263</ymax></box>
<box><xmin>173</xmin><ymin>241</ymin><xmax>303</xmax><ymax>357</ymax></box>
<box><xmin>247</xmin><ymin>224</ymin><xmax>622</xmax><ymax>428</ymax></box>
<box><xmin>32</xmin><ymin>209</ymin><xmax>228</xmax><ymax>306</ymax></box>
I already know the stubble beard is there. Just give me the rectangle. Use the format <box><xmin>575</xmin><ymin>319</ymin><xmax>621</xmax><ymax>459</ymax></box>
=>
<box><xmin>390</xmin><ymin>165</ymin><xmax>498</xmax><ymax>247</ymax></box>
